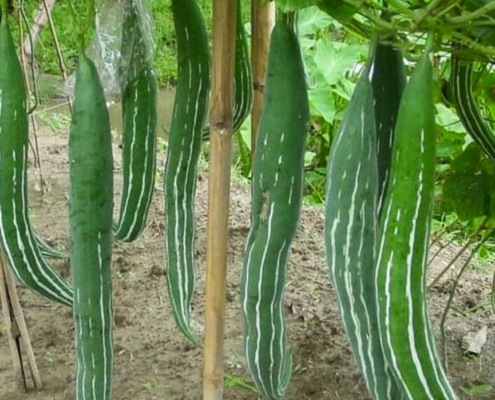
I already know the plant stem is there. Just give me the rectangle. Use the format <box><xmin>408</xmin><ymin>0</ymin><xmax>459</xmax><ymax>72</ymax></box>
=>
<box><xmin>42</xmin><ymin>0</ymin><xmax>72</xmax><ymax>113</ymax></box>
<box><xmin>428</xmin><ymin>216</ymin><xmax>488</xmax><ymax>289</ymax></box>
<box><xmin>412</xmin><ymin>0</ymin><xmax>446</xmax><ymax>29</ymax></box>
<box><xmin>447</xmin><ymin>1</ymin><xmax>495</xmax><ymax>24</ymax></box>
<box><xmin>430</xmin><ymin>216</ymin><xmax>460</xmax><ymax>246</ymax></box>
<box><xmin>428</xmin><ymin>235</ymin><xmax>458</xmax><ymax>266</ymax></box>
<box><xmin>17</xmin><ymin>4</ymin><xmax>45</xmax><ymax>192</ymax></box>
<box><xmin>440</xmin><ymin>227</ymin><xmax>495</xmax><ymax>371</ymax></box>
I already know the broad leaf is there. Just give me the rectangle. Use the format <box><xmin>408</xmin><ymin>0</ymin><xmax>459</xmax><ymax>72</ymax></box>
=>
<box><xmin>436</xmin><ymin>103</ymin><xmax>465</xmax><ymax>134</ymax></box>
<box><xmin>309</xmin><ymin>86</ymin><xmax>336</xmax><ymax>122</ymax></box>
<box><xmin>314</xmin><ymin>39</ymin><xmax>364</xmax><ymax>85</ymax></box>
<box><xmin>298</xmin><ymin>6</ymin><xmax>333</xmax><ymax>37</ymax></box>
<box><xmin>276</xmin><ymin>0</ymin><xmax>317</xmax><ymax>12</ymax></box>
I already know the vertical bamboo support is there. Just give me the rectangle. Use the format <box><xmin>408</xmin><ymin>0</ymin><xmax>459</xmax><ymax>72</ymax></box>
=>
<box><xmin>202</xmin><ymin>0</ymin><xmax>237</xmax><ymax>399</ymax></box>
<box><xmin>250</xmin><ymin>0</ymin><xmax>275</xmax><ymax>157</ymax></box>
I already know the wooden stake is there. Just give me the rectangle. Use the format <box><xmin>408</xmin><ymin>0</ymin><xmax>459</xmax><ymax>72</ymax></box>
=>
<box><xmin>0</xmin><ymin>253</ymin><xmax>42</xmax><ymax>391</ymax></box>
<box><xmin>202</xmin><ymin>0</ymin><xmax>237</xmax><ymax>399</ymax></box>
<box><xmin>250</xmin><ymin>0</ymin><xmax>275</xmax><ymax>158</ymax></box>
<box><xmin>0</xmin><ymin>254</ymin><xmax>23</xmax><ymax>389</ymax></box>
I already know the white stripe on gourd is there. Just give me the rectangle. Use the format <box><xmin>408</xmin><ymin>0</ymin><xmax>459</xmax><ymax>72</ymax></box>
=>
<box><xmin>114</xmin><ymin>0</ymin><xmax>157</xmax><ymax>242</ymax></box>
<box><xmin>375</xmin><ymin>54</ymin><xmax>459</xmax><ymax>400</ymax></box>
<box><xmin>241</xmin><ymin>20</ymin><xmax>309</xmax><ymax>400</ymax></box>
<box><xmin>325</xmin><ymin>63</ymin><xmax>404</xmax><ymax>400</ymax></box>
<box><xmin>164</xmin><ymin>0</ymin><xmax>210</xmax><ymax>345</ymax></box>
<box><xmin>34</xmin><ymin>231</ymin><xmax>67</xmax><ymax>259</ymax></box>
<box><xmin>0</xmin><ymin>17</ymin><xmax>72</xmax><ymax>307</ymax></box>
<box><xmin>69</xmin><ymin>53</ymin><xmax>114</xmax><ymax>400</ymax></box>
<box><xmin>450</xmin><ymin>54</ymin><xmax>495</xmax><ymax>160</ymax></box>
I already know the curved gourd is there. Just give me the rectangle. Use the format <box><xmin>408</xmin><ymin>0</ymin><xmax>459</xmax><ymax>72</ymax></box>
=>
<box><xmin>164</xmin><ymin>0</ymin><xmax>210</xmax><ymax>344</ymax></box>
<box><xmin>241</xmin><ymin>20</ymin><xmax>309</xmax><ymax>399</ymax></box>
<box><xmin>450</xmin><ymin>54</ymin><xmax>495</xmax><ymax>161</ymax></box>
<box><xmin>325</xmin><ymin>62</ymin><xmax>405</xmax><ymax>400</ymax></box>
<box><xmin>376</xmin><ymin>55</ymin><xmax>459</xmax><ymax>400</ymax></box>
<box><xmin>0</xmin><ymin>17</ymin><xmax>72</xmax><ymax>307</ymax></box>
<box><xmin>114</xmin><ymin>0</ymin><xmax>157</xmax><ymax>242</ymax></box>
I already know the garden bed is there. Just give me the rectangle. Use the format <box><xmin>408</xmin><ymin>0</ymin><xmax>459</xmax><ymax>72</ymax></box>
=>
<box><xmin>0</xmin><ymin>123</ymin><xmax>493</xmax><ymax>400</ymax></box>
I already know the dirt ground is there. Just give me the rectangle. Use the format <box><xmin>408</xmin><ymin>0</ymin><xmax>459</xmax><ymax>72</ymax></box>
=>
<box><xmin>0</xmin><ymin>122</ymin><xmax>494</xmax><ymax>400</ymax></box>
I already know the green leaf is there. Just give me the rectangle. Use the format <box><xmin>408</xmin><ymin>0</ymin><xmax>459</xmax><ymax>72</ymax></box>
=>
<box><xmin>444</xmin><ymin>173</ymin><xmax>490</xmax><ymax>220</ymax></box>
<box><xmin>276</xmin><ymin>0</ymin><xmax>317</xmax><ymax>12</ymax></box>
<box><xmin>298</xmin><ymin>6</ymin><xmax>333</xmax><ymax>37</ymax></box>
<box><xmin>459</xmin><ymin>384</ymin><xmax>492</xmax><ymax>397</ymax></box>
<box><xmin>332</xmin><ymin>77</ymin><xmax>356</xmax><ymax>101</ymax></box>
<box><xmin>442</xmin><ymin>143</ymin><xmax>493</xmax><ymax>220</ymax></box>
<box><xmin>314</xmin><ymin>39</ymin><xmax>364</xmax><ymax>86</ymax></box>
<box><xmin>309</xmin><ymin>86</ymin><xmax>336</xmax><ymax>122</ymax></box>
<box><xmin>435</xmin><ymin>103</ymin><xmax>465</xmax><ymax>134</ymax></box>
<box><xmin>304</xmin><ymin>151</ymin><xmax>316</xmax><ymax>166</ymax></box>
<box><xmin>450</xmin><ymin>143</ymin><xmax>482</xmax><ymax>175</ymax></box>
<box><xmin>437</xmin><ymin>140</ymin><xmax>462</xmax><ymax>158</ymax></box>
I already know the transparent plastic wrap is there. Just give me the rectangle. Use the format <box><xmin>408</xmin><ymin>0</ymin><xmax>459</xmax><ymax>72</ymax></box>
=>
<box><xmin>118</xmin><ymin>0</ymin><xmax>155</xmax><ymax>90</ymax></box>
<box><xmin>65</xmin><ymin>0</ymin><xmax>155</xmax><ymax>100</ymax></box>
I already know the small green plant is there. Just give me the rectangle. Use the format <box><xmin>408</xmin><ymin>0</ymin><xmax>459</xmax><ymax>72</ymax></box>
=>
<box><xmin>43</xmin><ymin>350</ymin><xmax>54</xmax><ymax>363</ymax></box>
<box><xmin>142</xmin><ymin>380</ymin><xmax>154</xmax><ymax>393</ymax></box>
<box><xmin>224</xmin><ymin>374</ymin><xmax>258</xmax><ymax>393</ymax></box>
<box><xmin>460</xmin><ymin>384</ymin><xmax>492</xmax><ymax>399</ymax></box>
<box><xmin>37</xmin><ymin>110</ymin><xmax>71</xmax><ymax>132</ymax></box>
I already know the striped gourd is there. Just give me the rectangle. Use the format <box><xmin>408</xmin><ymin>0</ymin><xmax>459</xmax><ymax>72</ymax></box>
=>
<box><xmin>241</xmin><ymin>20</ymin><xmax>309</xmax><ymax>399</ymax></box>
<box><xmin>324</xmin><ymin>64</ymin><xmax>404</xmax><ymax>400</ymax></box>
<box><xmin>164</xmin><ymin>0</ymin><xmax>210</xmax><ymax>344</ymax></box>
<box><xmin>449</xmin><ymin>54</ymin><xmax>495</xmax><ymax>160</ymax></box>
<box><xmin>233</xmin><ymin>0</ymin><xmax>253</xmax><ymax>133</ymax></box>
<box><xmin>202</xmin><ymin>0</ymin><xmax>252</xmax><ymax>138</ymax></box>
<box><xmin>114</xmin><ymin>0</ymin><xmax>157</xmax><ymax>242</ymax></box>
<box><xmin>69</xmin><ymin>52</ymin><xmax>114</xmax><ymax>400</ymax></box>
<box><xmin>0</xmin><ymin>17</ymin><xmax>72</xmax><ymax>307</ymax></box>
<box><xmin>371</xmin><ymin>42</ymin><xmax>406</xmax><ymax>216</ymax></box>
<box><xmin>375</xmin><ymin>54</ymin><xmax>459</xmax><ymax>400</ymax></box>
<box><xmin>34</xmin><ymin>232</ymin><xmax>67</xmax><ymax>259</ymax></box>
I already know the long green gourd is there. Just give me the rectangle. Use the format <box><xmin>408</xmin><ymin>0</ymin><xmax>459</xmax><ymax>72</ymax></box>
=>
<box><xmin>164</xmin><ymin>0</ymin><xmax>210</xmax><ymax>344</ymax></box>
<box><xmin>375</xmin><ymin>54</ymin><xmax>459</xmax><ymax>400</ymax></box>
<box><xmin>324</xmin><ymin>61</ymin><xmax>404</xmax><ymax>400</ymax></box>
<box><xmin>202</xmin><ymin>0</ymin><xmax>252</xmax><ymax>138</ymax></box>
<box><xmin>69</xmin><ymin>52</ymin><xmax>114</xmax><ymax>400</ymax></box>
<box><xmin>114</xmin><ymin>0</ymin><xmax>157</xmax><ymax>242</ymax></box>
<box><xmin>371</xmin><ymin>42</ymin><xmax>406</xmax><ymax>216</ymax></box>
<box><xmin>233</xmin><ymin>0</ymin><xmax>253</xmax><ymax>133</ymax></box>
<box><xmin>0</xmin><ymin>16</ymin><xmax>72</xmax><ymax>307</ymax></box>
<box><xmin>241</xmin><ymin>19</ymin><xmax>309</xmax><ymax>399</ymax></box>
<box><xmin>449</xmin><ymin>54</ymin><xmax>495</xmax><ymax>161</ymax></box>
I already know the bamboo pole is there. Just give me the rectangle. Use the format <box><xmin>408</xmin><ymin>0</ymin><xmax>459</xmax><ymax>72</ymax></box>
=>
<box><xmin>250</xmin><ymin>0</ymin><xmax>275</xmax><ymax>158</ymax></box>
<box><xmin>0</xmin><ymin>253</ymin><xmax>42</xmax><ymax>391</ymax></box>
<box><xmin>202</xmin><ymin>0</ymin><xmax>237</xmax><ymax>399</ymax></box>
<box><xmin>0</xmin><ymin>254</ymin><xmax>23</xmax><ymax>389</ymax></box>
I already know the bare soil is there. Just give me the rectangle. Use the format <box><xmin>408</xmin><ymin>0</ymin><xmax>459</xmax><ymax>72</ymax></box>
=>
<box><xmin>0</xmin><ymin>124</ymin><xmax>494</xmax><ymax>400</ymax></box>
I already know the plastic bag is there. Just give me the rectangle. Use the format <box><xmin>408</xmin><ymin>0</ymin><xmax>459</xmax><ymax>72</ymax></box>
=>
<box><xmin>65</xmin><ymin>0</ymin><xmax>155</xmax><ymax>100</ymax></box>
